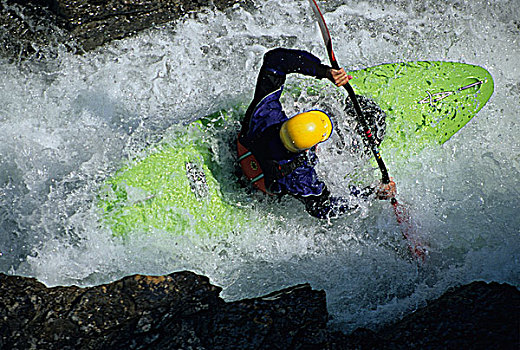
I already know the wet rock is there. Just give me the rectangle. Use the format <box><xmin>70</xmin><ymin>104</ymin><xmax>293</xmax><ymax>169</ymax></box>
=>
<box><xmin>0</xmin><ymin>0</ymin><xmax>253</xmax><ymax>60</ymax></box>
<box><xmin>343</xmin><ymin>281</ymin><xmax>520</xmax><ymax>350</ymax></box>
<box><xmin>0</xmin><ymin>272</ymin><xmax>518</xmax><ymax>349</ymax></box>
<box><xmin>0</xmin><ymin>271</ymin><xmax>328</xmax><ymax>349</ymax></box>
<box><xmin>46</xmin><ymin>0</ymin><xmax>248</xmax><ymax>52</ymax></box>
<box><xmin>0</xmin><ymin>1</ymin><xmax>71</xmax><ymax>60</ymax></box>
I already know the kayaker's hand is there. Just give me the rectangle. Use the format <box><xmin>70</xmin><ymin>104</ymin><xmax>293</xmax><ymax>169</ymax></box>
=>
<box><xmin>376</xmin><ymin>179</ymin><xmax>396</xmax><ymax>200</ymax></box>
<box><xmin>327</xmin><ymin>68</ymin><xmax>352</xmax><ymax>87</ymax></box>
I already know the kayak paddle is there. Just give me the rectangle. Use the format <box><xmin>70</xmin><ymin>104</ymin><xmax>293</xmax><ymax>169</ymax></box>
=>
<box><xmin>308</xmin><ymin>0</ymin><xmax>426</xmax><ymax>260</ymax></box>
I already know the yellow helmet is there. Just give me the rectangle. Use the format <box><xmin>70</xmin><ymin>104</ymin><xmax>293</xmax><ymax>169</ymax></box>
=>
<box><xmin>279</xmin><ymin>110</ymin><xmax>333</xmax><ymax>153</ymax></box>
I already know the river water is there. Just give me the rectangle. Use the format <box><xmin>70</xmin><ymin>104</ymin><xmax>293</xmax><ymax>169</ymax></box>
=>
<box><xmin>1</xmin><ymin>0</ymin><xmax>518</xmax><ymax>331</ymax></box>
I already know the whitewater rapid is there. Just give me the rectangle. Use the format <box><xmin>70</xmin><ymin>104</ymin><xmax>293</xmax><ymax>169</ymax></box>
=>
<box><xmin>0</xmin><ymin>0</ymin><xmax>518</xmax><ymax>331</ymax></box>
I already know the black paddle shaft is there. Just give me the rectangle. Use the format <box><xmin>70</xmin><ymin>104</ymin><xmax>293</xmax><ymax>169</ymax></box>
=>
<box><xmin>334</xmin><ymin>62</ymin><xmax>391</xmax><ymax>185</ymax></box>
<box><xmin>309</xmin><ymin>0</ymin><xmax>390</xmax><ymax>184</ymax></box>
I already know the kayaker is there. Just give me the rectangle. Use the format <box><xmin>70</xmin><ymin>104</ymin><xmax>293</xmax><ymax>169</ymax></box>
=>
<box><xmin>238</xmin><ymin>48</ymin><xmax>396</xmax><ymax>219</ymax></box>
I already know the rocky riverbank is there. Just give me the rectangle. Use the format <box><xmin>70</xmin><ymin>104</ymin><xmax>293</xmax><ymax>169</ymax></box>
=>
<box><xmin>0</xmin><ymin>271</ymin><xmax>518</xmax><ymax>349</ymax></box>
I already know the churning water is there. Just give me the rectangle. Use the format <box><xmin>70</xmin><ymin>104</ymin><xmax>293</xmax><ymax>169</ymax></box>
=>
<box><xmin>1</xmin><ymin>0</ymin><xmax>518</xmax><ymax>331</ymax></box>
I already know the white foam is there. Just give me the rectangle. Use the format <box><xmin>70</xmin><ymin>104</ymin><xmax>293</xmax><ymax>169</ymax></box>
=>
<box><xmin>0</xmin><ymin>0</ymin><xmax>518</xmax><ymax>333</ymax></box>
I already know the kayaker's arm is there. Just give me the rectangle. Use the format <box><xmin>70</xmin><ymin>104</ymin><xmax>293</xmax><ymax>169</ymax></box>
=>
<box><xmin>261</xmin><ymin>48</ymin><xmax>329</xmax><ymax>77</ymax></box>
<box><xmin>300</xmin><ymin>180</ymin><xmax>396</xmax><ymax>219</ymax></box>
<box><xmin>251</xmin><ymin>48</ymin><xmax>351</xmax><ymax>105</ymax></box>
<box><xmin>242</xmin><ymin>48</ymin><xmax>348</xmax><ymax>135</ymax></box>
<box><xmin>300</xmin><ymin>187</ymin><xmax>361</xmax><ymax>219</ymax></box>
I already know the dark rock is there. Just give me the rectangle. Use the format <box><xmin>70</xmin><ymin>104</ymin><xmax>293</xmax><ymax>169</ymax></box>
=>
<box><xmin>343</xmin><ymin>281</ymin><xmax>520</xmax><ymax>350</ymax></box>
<box><xmin>1</xmin><ymin>271</ymin><xmax>518</xmax><ymax>350</ymax></box>
<box><xmin>46</xmin><ymin>0</ymin><xmax>236</xmax><ymax>51</ymax></box>
<box><xmin>0</xmin><ymin>0</ymin><xmax>253</xmax><ymax>60</ymax></box>
<box><xmin>0</xmin><ymin>271</ymin><xmax>328</xmax><ymax>349</ymax></box>
<box><xmin>0</xmin><ymin>0</ymin><xmax>71</xmax><ymax>60</ymax></box>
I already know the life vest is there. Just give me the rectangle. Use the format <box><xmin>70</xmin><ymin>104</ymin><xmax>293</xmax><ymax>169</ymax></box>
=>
<box><xmin>237</xmin><ymin>136</ymin><xmax>271</xmax><ymax>194</ymax></box>
<box><xmin>237</xmin><ymin>134</ymin><xmax>318</xmax><ymax>195</ymax></box>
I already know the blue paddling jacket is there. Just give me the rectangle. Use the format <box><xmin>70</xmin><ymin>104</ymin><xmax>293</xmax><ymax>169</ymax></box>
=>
<box><xmin>239</xmin><ymin>48</ymin><xmax>368</xmax><ymax>218</ymax></box>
